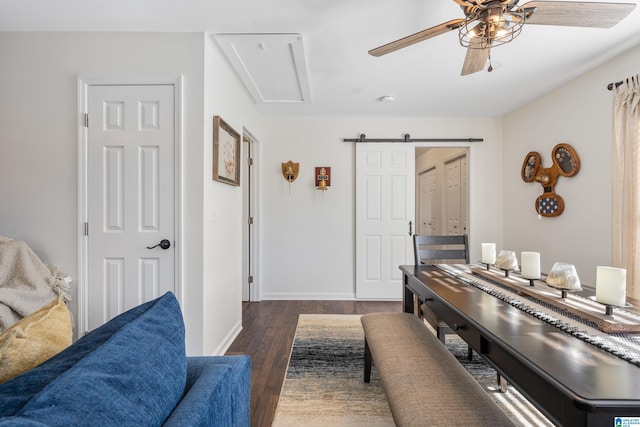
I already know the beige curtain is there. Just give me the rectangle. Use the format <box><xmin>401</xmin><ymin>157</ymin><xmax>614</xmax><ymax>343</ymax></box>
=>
<box><xmin>612</xmin><ymin>75</ymin><xmax>640</xmax><ymax>298</ymax></box>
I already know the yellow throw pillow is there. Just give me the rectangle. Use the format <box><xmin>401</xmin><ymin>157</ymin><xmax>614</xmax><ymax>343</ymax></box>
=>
<box><xmin>0</xmin><ymin>296</ymin><xmax>73</xmax><ymax>383</ymax></box>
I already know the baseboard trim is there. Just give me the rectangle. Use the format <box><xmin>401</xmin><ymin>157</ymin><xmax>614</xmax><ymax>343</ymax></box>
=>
<box><xmin>261</xmin><ymin>292</ymin><xmax>356</xmax><ymax>300</ymax></box>
<box><xmin>216</xmin><ymin>320</ymin><xmax>243</xmax><ymax>355</ymax></box>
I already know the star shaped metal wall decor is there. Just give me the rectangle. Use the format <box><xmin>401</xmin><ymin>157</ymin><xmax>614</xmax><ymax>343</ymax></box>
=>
<box><xmin>521</xmin><ymin>143</ymin><xmax>580</xmax><ymax>217</ymax></box>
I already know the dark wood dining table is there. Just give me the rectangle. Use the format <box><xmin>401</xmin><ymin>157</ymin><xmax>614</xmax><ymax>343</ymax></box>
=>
<box><xmin>401</xmin><ymin>264</ymin><xmax>640</xmax><ymax>427</ymax></box>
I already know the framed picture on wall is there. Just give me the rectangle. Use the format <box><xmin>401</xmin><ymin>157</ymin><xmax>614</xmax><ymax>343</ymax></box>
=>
<box><xmin>213</xmin><ymin>115</ymin><xmax>241</xmax><ymax>186</ymax></box>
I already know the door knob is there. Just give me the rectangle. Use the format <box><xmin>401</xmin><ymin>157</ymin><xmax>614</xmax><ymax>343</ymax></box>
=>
<box><xmin>147</xmin><ymin>239</ymin><xmax>171</xmax><ymax>250</ymax></box>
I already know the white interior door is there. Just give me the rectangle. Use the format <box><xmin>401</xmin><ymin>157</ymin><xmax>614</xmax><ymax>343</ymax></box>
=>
<box><xmin>428</xmin><ymin>168</ymin><xmax>438</xmax><ymax>235</ymax></box>
<box><xmin>418</xmin><ymin>171</ymin><xmax>429</xmax><ymax>235</ymax></box>
<box><xmin>461</xmin><ymin>155</ymin><xmax>469</xmax><ymax>235</ymax></box>
<box><xmin>419</xmin><ymin>167</ymin><xmax>438</xmax><ymax>235</ymax></box>
<box><xmin>446</xmin><ymin>158</ymin><xmax>462</xmax><ymax>235</ymax></box>
<box><xmin>85</xmin><ymin>84</ymin><xmax>176</xmax><ymax>332</ymax></box>
<box><xmin>356</xmin><ymin>143</ymin><xmax>415</xmax><ymax>299</ymax></box>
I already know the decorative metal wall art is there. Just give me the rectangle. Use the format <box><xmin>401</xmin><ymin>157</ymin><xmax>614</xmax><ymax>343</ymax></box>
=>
<box><xmin>282</xmin><ymin>161</ymin><xmax>299</xmax><ymax>195</ymax></box>
<box><xmin>282</xmin><ymin>161</ymin><xmax>299</xmax><ymax>183</ymax></box>
<box><xmin>521</xmin><ymin>143</ymin><xmax>580</xmax><ymax>217</ymax></box>
<box><xmin>315</xmin><ymin>167</ymin><xmax>331</xmax><ymax>191</ymax></box>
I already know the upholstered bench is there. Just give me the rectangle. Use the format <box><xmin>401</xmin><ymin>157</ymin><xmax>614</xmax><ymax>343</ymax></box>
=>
<box><xmin>361</xmin><ymin>312</ymin><xmax>515</xmax><ymax>427</ymax></box>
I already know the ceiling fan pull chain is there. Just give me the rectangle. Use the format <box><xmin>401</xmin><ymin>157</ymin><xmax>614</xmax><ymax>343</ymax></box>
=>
<box><xmin>487</xmin><ymin>53</ymin><xmax>493</xmax><ymax>72</ymax></box>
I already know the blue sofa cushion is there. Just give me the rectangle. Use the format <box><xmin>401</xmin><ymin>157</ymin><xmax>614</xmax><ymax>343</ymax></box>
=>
<box><xmin>163</xmin><ymin>355</ymin><xmax>251</xmax><ymax>427</ymax></box>
<box><xmin>0</xmin><ymin>292</ymin><xmax>186</xmax><ymax>426</ymax></box>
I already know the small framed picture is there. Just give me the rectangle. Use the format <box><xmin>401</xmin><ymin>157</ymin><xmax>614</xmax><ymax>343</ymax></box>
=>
<box><xmin>213</xmin><ymin>116</ymin><xmax>241</xmax><ymax>186</ymax></box>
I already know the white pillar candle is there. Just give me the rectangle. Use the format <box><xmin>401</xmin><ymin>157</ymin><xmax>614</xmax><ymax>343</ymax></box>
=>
<box><xmin>595</xmin><ymin>266</ymin><xmax>627</xmax><ymax>306</ymax></box>
<box><xmin>481</xmin><ymin>243</ymin><xmax>496</xmax><ymax>264</ymax></box>
<box><xmin>520</xmin><ymin>252</ymin><xmax>541</xmax><ymax>279</ymax></box>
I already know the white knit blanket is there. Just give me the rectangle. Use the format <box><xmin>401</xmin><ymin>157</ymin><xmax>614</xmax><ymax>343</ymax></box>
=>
<box><xmin>0</xmin><ymin>238</ymin><xmax>71</xmax><ymax>331</ymax></box>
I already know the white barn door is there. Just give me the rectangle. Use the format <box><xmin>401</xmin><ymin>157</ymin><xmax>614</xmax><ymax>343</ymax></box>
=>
<box><xmin>355</xmin><ymin>143</ymin><xmax>415</xmax><ymax>299</ymax></box>
<box><xmin>84</xmin><ymin>84</ymin><xmax>177</xmax><ymax>332</ymax></box>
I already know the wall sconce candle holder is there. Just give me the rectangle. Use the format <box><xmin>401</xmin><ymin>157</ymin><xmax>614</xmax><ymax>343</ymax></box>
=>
<box><xmin>315</xmin><ymin>167</ymin><xmax>331</xmax><ymax>195</ymax></box>
<box><xmin>282</xmin><ymin>161</ymin><xmax>299</xmax><ymax>195</ymax></box>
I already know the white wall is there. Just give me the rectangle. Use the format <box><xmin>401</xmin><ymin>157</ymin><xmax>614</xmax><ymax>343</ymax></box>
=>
<box><xmin>502</xmin><ymin>44</ymin><xmax>640</xmax><ymax>288</ymax></box>
<box><xmin>0</xmin><ymin>32</ymin><xmax>244</xmax><ymax>355</ymax></box>
<box><xmin>201</xmin><ymin>36</ymin><xmax>262</xmax><ymax>355</ymax></box>
<box><xmin>258</xmin><ymin>117</ymin><xmax>504</xmax><ymax>299</ymax></box>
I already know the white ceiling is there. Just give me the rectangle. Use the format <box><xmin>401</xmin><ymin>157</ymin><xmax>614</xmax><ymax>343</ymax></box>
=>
<box><xmin>2</xmin><ymin>0</ymin><xmax>640</xmax><ymax>117</ymax></box>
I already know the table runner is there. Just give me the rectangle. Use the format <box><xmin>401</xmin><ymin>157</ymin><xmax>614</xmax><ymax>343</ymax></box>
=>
<box><xmin>435</xmin><ymin>264</ymin><xmax>640</xmax><ymax>366</ymax></box>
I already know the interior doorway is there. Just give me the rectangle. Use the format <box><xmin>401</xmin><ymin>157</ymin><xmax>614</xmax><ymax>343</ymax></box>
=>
<box><xmin>242</xmin><ymin>128</ymin><xmax>260</xmax><ymax>302</ymax></box>
<box><xmin>416</xmin><ymin>147</ymin><xmax>470</xmax><ymax>238</ymax></box>
<box><xmin>77</xmin><ymin>76</ymin><xmax>183</xmax><ymax>338</ymax></box>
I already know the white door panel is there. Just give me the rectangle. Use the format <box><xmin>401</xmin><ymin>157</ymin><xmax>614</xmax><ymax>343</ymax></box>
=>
<box><xmin>86</xmin><ymin>84</ymin><xmax>175</xmax><ymax>331</ymax></box>
<box><xmin>446</xmin><ymin>159</ymin><xmax>462</xmax><ymax>235</ymax></box>
<box><xmin>356</xmin><ymin>143</ymin><xmax>415</xmax><ymax>299</ymax></box>
<box><xmin>462</xmin><ymin>156</ymin><xmax>469</xmax><ymax>235</ymax></box>
<box><xmin>418</xmin><ymin>168</ymin><xmax>438</xmax><ymax>235</ymax></box>
<box><xmin>428</xmin><ymin>168</ymin><xmax>438</xmax><ymax>235</ymax></box>
<box><xmin>419</xmin><ymin>172</ymin><xmax>428</xmax><ymax>235</ymax></box>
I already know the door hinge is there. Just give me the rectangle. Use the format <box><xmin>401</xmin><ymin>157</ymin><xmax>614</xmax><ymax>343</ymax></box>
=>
<box><xmin>248</xmin><ymin>276</ymin><xmax>254</xmax><ymax>284</ymax></box>
<box><xmin>84</xmin><ymin>222</ymin><xmax>89</xmax><ymax>236</ymax></box>
<box><xmin>248</xmin><ymin>157</ymin><xmax>253</xmax><ymax>166</ymax></box>
<box><xmin>248</xmin><ymin>217</ymin><xmax>254</xmax><ymax>225</ymax></box>
<box><xmin>83</xmin><ymin>113</ymin><xmax>89</xmax><ymax>128</ymax></box>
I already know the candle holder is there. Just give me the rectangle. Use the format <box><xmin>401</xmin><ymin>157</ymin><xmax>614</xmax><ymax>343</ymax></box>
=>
<box><xmin>481</xmin><ymin>243</ymin><xmax>496</xmax><ymax>268</ymax></box>
<box><xmin>478</xmin><ymin>261</ymin><xmax>493</xmax><ymax>271</ymax></box>
<box><xmin>595</xmin><ymin>266</ymin><xmax>627</xmax><ymax>313</ymax></box>
<box><xmin>547</xmin><ymin>283</ymin><xmax>582</xmax><ymax>299</ymax></box>
<box><xmin>588</xmin><ymin>296</ymin><xmax>633</xmax><ymax>315</ymax></box>
<box><xmin>495</xmin><ymin>250</ymin><xmax>518</xmax><ymax>277</ymax></box>
<box><xmin>520</xmin><ymin>251</ymin><xmax>541</xmax><ymax>287</ymax></box>
<box><xmin>545</xmin><ymin>262</ymin><xmax>581</xmax><ymax>298</ymax></box>
<box><xmin>499</xmin><ymin>267</ymin><xmax>516</xmax><ymax>278</ymax></box>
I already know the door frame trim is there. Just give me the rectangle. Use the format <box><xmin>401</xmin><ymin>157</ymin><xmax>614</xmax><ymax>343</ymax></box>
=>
<box><xmin>76</xmin><ymin>75</ymin><xmax>184</xmax><ymax>338</ymax></box>
<box><xmin>415</xmin><ymin>144</ymin><xmax>472</xmax><ymax>247</ymax></box>
<box><xmin>242</xmin><ymin>127</ymin><xmax>261</xmax><ymax>302</ymax></box>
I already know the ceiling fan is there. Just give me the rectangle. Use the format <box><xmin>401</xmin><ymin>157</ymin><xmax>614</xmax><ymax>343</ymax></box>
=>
<box><xmin>369</xmin><ymin>0</ymin><xmax>637</xmax><ymax>75</ymax></box>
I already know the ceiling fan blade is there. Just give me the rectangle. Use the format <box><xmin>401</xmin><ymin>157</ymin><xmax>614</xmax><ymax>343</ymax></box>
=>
<box><xmin>369</xmin><ymin>19</ymin><xmax>465</xmax><ymax>57</ymax></box>
<box><xmin>520</xmin><ymin>1</ymin><xmax>636</xmax><ymax>28</ymax></box>
<box><xmin>461</xmin><ymin>46</ymin><xmax>490</xmax><ymax>76</ymax></box>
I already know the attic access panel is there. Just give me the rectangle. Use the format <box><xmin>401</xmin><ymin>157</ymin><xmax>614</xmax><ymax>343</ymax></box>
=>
<box><xmin>215</xmin><ymin>33</ymin><xmax>312</xmax><ymax>104</ymax></box>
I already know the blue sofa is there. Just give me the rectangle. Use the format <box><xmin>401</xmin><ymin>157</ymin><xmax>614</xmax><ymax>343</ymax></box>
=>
<box><xmin>0</xmin><ymin>292</ymin><xmax>251</xmax><ymax>426</ymax></box>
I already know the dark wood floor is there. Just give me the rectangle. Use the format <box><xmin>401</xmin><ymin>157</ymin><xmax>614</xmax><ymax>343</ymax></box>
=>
<box><xmin>225</xmin><ymin>300</ymin><xmax>402</xmax><ymax>427</ymax></box>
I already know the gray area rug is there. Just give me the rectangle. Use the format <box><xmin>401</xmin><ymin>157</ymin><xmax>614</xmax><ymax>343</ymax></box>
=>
<box><xmin>272</xmin><ymin>314</ymin><xmax>554</xmax><ymax>427</ymax></box>
<box><xmin>272</xmin><ymin>315</ymin><xmax>393</xmax><ymax>426</ymax></box>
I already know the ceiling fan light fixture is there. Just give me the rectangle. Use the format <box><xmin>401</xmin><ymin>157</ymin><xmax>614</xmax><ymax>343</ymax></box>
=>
<box><xmin>459</xmin><ymin>6</ymin><xmax>526</xmax><ymax>49</ymax></box>
<box><xmin>368</xmin><ymin>0</ymin><xmax>636</xmax><ymax>76</ymax></box>
<box><xmin>467</xmin><ymin>22</ymin><xmax>485</xmax><ymax>39</ymax></box>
